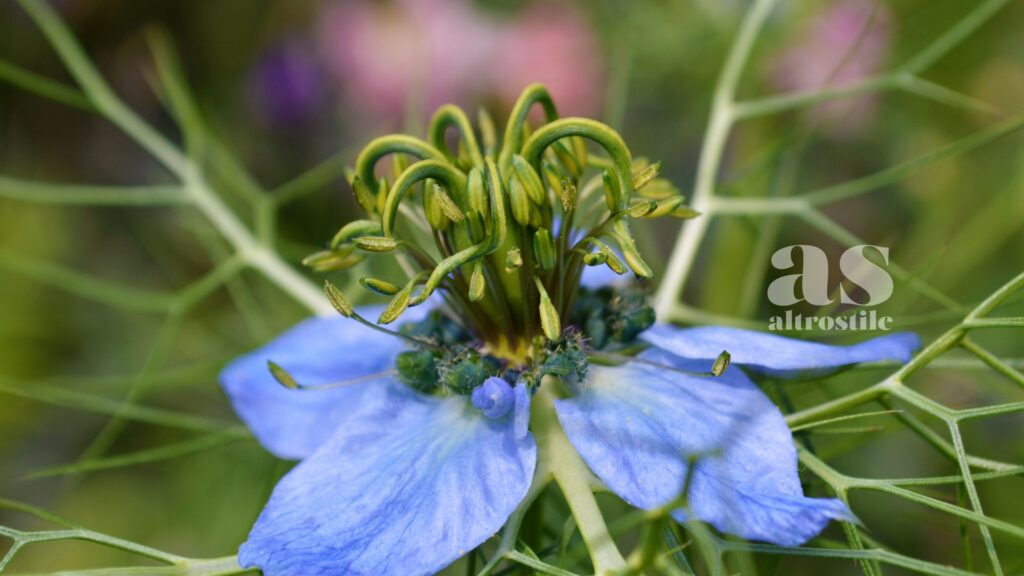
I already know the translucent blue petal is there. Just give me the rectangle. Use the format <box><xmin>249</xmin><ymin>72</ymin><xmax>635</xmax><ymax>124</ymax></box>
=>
<box><xmin>220</xmin><ymin>306</ymin><xmax>407</xmax><ymax>460</ymax></box>
<box><xmin>238</xmin><ymin>379</ymin><xmax>537</xmax><ymax>576</ymax></box>
<box><xmin>641</xmin><ymin>324</ymin><xmax>920</xmax><ymax>379</ymax></box>
<box><xmin>513</xmin><ymin>382</ymin><xmax>531</xmax><ymax>440</ymax></box>
<box><xmin>556</xmin><ymin>348</ymin><xmax>852</xmax><ymax>546</ymax></box>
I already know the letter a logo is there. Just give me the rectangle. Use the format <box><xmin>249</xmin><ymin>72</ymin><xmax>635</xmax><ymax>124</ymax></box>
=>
<box><xmin>767</xmin><ymin>245</ymin><xmax>832</xmax><ymax>306</ymax></box>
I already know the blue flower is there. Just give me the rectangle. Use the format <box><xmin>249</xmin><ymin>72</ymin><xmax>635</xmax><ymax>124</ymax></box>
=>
<box><xmin>220</xmin><ymin>84</ymin><xmax>921</xmax><ymax>574</ymax></box>
<box><xmin>221</xmin><ymin>302</ymin><xmax>918</xmax><ymax>574</ymax></box>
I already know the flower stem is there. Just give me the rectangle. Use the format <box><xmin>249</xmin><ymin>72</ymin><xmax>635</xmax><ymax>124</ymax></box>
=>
<box><xmin>655</xmin><ymin>0</ymin><xmax>777</xmax><ymax>318</ymax></box>
<box><xmin>534</xmin><ymin>379</ymin><xmax>626</xmax><ymax>574</ymax></box>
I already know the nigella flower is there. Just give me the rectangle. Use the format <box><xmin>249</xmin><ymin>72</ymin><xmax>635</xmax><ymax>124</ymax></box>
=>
<box><xmin>220</xmin><ymin>85</ymin><xmax>920</xmax><ymax>575</ymax></box>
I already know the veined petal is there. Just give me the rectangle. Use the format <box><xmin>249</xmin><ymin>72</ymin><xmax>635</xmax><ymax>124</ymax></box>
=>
<box><xmin>239</xmin><ymin>379</ymin><xmax>537</xmax><ymax>576</ymax></box>
<box><xmin>556</xmin><ymin>348</ymin><xmax>851</xmax><ymax>546</ymax></box>
<box><xmin>220</xmin><ymin>306</ymin><xmax>410</xmax><ymax>460</ymax></box>
<box><xmin>641</xmin><ymin>324</ymin><xmax>920</xmax><ymax>378</ymax></box>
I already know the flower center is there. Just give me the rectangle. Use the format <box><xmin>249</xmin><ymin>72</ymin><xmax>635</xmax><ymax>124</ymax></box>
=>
<box><xmin>306</xmin><ymin>84</ymin><xmax>695</xmax><ymax>396</ymax></box>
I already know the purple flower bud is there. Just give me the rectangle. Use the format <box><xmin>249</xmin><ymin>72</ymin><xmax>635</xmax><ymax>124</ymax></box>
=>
<box><xmin>471</xmin><ymin>376</ymin><xmax>515</xmax><ymax>419</ymax></box>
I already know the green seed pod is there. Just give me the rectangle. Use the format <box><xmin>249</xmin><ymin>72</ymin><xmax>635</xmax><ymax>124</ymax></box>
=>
<box><xmin>449</xmin><ymin>217</ymin><xmax>474</xmax><ymax>255</ymax></box>
<box><xmin>572</xmin><ymin>136</ymin><xmax>589</xmax><ymax>172</ymax></box>
<box><xmin>670</xmin><ymin>205</ymin><xmax>702</xmax><ymax>219</ymax></box>
<box><xmin>360</xmin><ymin>277</ymin><xmax>400</xmax><ymax>296</ymax></box>
<box><xmin>465</xmin><ymin>210</ymin><xmax>487</xmax><ymax>244</ymax></box>
<box><xmin>611</xmin><ymin>221</ymin><xmax>653</xmax><ymax>278</ymax></box>
<box><xmin>528</xmin><ymin>202</ymin><xmax>543</xmax><ymax>229</ymax></box>
<box><xmin>395</xmin><ymin>350</ymin><xmax>439</xmax><ymax>393</ymax></box>
<box><xmin>628</xmin><ymin>199</ymin><xmax>658</xmax><ymax>218</ymax></box>
<box><xmin>508</xmin><ymin>176</ymin><xmax>532</xmax><ymax>227</ymax></box>
<box><xmin>302</xmin><ymin>248</ymin><xmax>362</xmax><ymax>272</ymax></box>
<box><xmin>560</xmin><ymin>179</ymin><xmax>577</xmax><ymax>212</ymax></box>
<box><xmin>323</xmin><ymin>280</ymin><xmax>354</xmax><ymax>317</ymax></box>
<box><xmin>423</xmin><ymin>180</ymin><xmax>448</xmax><ymax>231</ymax></box>
<box><xmin>351</xmin><ymin>176</ymin><xmax>377</xmax><ymax>214</ymax></box>
<box><xmin>603</xmin><ymin>254</ymin><xmax>627</xmax><ymax>275</ymax></box>
<box><xmin>379</xmin><ymin>284</ymin><xmax>413</xmax><ymax>324</ymax></box>
<box><xmin>711</xmin><ymin>350</ymin><xmax>731</xmax><ymax>377</ymax></box>
<box><xmin>467</xmin><ymin>167</ymin><xmax>489</xmax><ymax>216</ymax></box>
<box><xmin>542</xmin><ymin>160</ymin><xmax>569</xmax><ymax>197</ymax></box>
<box><xmin>552</xmin><ymin>139</ymin><xmax>583</xmax><ymax>180</ymax></box>
<box><xmin>590</xmin><ymin>238</ymin><xmax>627</xmax><ymax>275</ymax></box>
<box><xmin>505</xmin><ymin>248</ymin><xmax>523</xmax><ymax>272</ymax></box>
<box><xmin>636</xmin><ymin>177</ymin><xmax>679</xmax><ymax>200</ymax></box>
<box><xmin>534</xmin><ymin>278</ymin><xmax>561</xmax><ymax>341</ymax></box>
<box><xmin>267</xmin><ymin>360</ymin><xmax>300</xmax><ymax>390</ymax></box>
<box><xmin>329</xmin><ymin>219</ymin><xmax>381</xmax><ymax>249</ymax></box>
<box><xmin>512</xmin><ymin>154</ymin><xmax>546</xmax><ymax>204</ymax></box>
<box><xmin>353</xmin><ymin>235</ymin><xmax>399</xmax><ymax>252</ymax></box>
<box><xmin>533</xmin><ymin>228</ymin><xmax>556</xmax><ymax>271</ymax></box>
<box><xmin>432</xmin><ymin>182</ymin><xmax>465</xmax><ymax>223</ymax></box>
<box><xmin>583</xmin><ymin>251</ymin><xmax>608</xmax><ymax>267</ymax></box>
<box><xmin>601</xmin><ymin>169</ymin><xmax>621</xmax><ymax>212</ymax></box>
<box><xmin>631</xmin><ymin>160</ymin><xmax>661</xmax><ymax>191</ymax></box>
<box><xmin>469</xmin><ymin>262</ymin><xmax>486</xmax><ymax>302</ymax></box>
<box><xmin>643</xmin><ymin>196</ymin><xmax>685</xmax><ymax>219</ymax></box>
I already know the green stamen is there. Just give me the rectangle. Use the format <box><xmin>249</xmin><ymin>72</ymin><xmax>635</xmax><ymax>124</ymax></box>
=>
<box><xmin>303</xmin><ymin>84</ymin><xmax>690</xmax><ymax>377</ymax></box>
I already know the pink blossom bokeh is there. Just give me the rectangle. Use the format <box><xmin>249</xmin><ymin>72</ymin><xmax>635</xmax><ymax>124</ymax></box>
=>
<box><xmin>770</xmin><ymin>0</ymin><xmax>892</xmax><ymax>140</ymax></box>
<box><xmin>316</xmin><ymin>0</ymin><xmax>604</xmax><ymax>123</ymax></box>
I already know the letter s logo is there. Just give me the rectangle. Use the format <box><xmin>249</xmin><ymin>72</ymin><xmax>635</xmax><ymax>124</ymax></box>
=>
<box><xmin>840</xmin><ymin>245</ymin><xmax>893</xmax><ymax>306</ymax></box>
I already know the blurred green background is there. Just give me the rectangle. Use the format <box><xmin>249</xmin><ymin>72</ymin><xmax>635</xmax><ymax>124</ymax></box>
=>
<box><xmin>1</xmin><ymin>0</ymin><xmax>1022</xmax><ymax>574</ymax></box>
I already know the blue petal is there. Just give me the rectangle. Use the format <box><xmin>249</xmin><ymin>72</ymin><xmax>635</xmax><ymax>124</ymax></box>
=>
<box><xmin>641</xmin><ymin>325</ymin><xmax>920</xmax><ymax>378</ymax></box>
<box><xmin>513</xmin><ymin>381</ymin><xmax>531</xmax><ymax>440</ymax></box>
<box><xmin>239</xmin><ymin>379</ymin><xmax>537</xmax><ymax>576</ymax></box>
<box><xmin>556</xmin><ymin>348</ymin><xmax>851</xmax><ymax>546</ymax></box>
<box><xmin>220</xmin><ymin>306</ymin><xmax>409</xmax><ymax>460</ymax></box>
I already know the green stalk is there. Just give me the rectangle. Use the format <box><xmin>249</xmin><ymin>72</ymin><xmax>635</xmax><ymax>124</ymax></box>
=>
<box><xmin>534</xmin><ymin>380</ymin><xmax>626</xmax><ymax>574</ymax></box>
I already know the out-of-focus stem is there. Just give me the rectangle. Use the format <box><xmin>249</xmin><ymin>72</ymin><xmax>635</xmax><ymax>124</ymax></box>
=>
<box><xmin>655</xmin><ymin>0</ymin><xmax>777</xmax><ymax>318</ymax></box>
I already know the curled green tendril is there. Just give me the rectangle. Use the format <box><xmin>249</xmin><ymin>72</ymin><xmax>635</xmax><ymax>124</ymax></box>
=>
<box><xmin>522</xmin><ymin>117</ymin><xmax>635</xmax><ymax>211</ymax></box>
<box><xmin>355</xmin><ymin>135</ymin><xmax>448</xmax><ymax>197</ymax></box>
<box><xmin>498</xmin><ymin>83</ymin><xmax>559</xmax><ymax>170</ymax></box>
<box><xmin>428</xmin><ymin>104</ymin><xmax>485</xmax><ymax>169</ymax></box>
<box><xmin>382</xmin><ymin>160</ymin><xmax>467</xmax><ymax>237</ymax></box>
